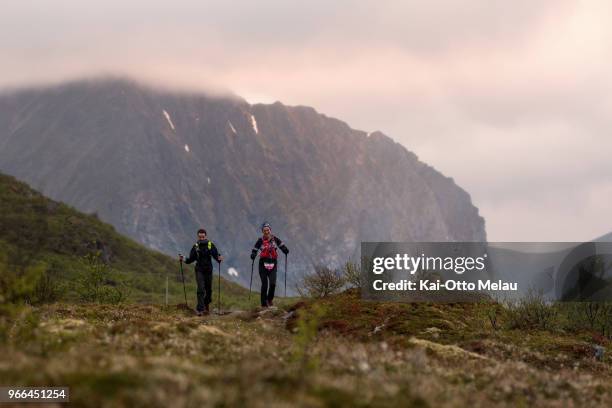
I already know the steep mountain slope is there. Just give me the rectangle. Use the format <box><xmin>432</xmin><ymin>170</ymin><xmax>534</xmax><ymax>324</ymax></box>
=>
<box><xmin>0</xmin><ymin>172</ymin><xmax>246</xmax><ymax>304</ymax></box>
<box><xmin>0</xmin><ymin>78</ymin><xmax>486</xmax><ymax>288</ymax></box>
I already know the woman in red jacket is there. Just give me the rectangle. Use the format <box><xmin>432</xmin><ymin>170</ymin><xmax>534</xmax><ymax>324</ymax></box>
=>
<box><xmin>250</xmin><ymin>222</ymin><xmax>289</xmax><ymax>307</ymax></box>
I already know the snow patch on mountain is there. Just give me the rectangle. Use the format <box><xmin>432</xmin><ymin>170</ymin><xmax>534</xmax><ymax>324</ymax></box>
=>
<box><xmin>250</xmin><ymin>114</ymin><xmax>258</xmax><ymax>134</ymax></box>
<box><xmin>163</xmin><ymin>110</ymin><xmax>176</xmax><ymax>131</ymax></box>
<box><xmin>228</xmin><ymin>121</ymin><xmax>237</xmax><ymax>134</ymax></box>
<box><xmin>184</xmin><ymin>144</ymin><xmax>190</xmax><ymax>152</ymax></box>
<box><xmin>228</xmin><ymin>267</ymin><xmax>239</xmax><ymax>277</ymax></box>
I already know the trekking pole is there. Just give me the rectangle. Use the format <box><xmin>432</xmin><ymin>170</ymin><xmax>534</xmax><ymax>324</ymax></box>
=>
<box><xmin>178</xmin><ymin>255</ymin><xmax>188</xmax><ymax>307</ymax></box>
<box><xmin>284</xmin><ymin>253</ymin><xmax>288</xmax><ymax>297</ymax></box>
<box><xmin>249</xmin><ymin>259</ymin><xmax>254</xmax><ymax>301</ymax></box>
<box><xmin>217</xmin><ymin>260</ymin><xmax>222</xmax><ymax>314</ymax></box>
<box><xmin>165</xmin><ymin>275</ymin><xmax>169</xmax><ymax>307</ymax></box>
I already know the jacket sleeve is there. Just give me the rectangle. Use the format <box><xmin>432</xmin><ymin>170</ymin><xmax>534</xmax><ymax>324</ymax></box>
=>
<box><xmin>185</xmin><ymin>246</ymin><xmax>196</xmax><ymax>264</ymax></box>
<box><xmin>275</xmin><ymin>236</ymin><xmax>289</xmax><ymax>254</ymax></box>
<box><xmin>251</xmin><ymin>238</ymin><xmax>263</xmax><ymax>259</ymax></box>
<box><xmin>211</xmin><ymin>243</ymin><xmax>221</xmax><ymax>262</ymax></box>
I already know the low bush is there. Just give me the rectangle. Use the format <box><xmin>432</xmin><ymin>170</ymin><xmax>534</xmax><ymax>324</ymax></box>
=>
<box><xmin>563</xmin><ymin>302</ymin><xmax>612</xmax><ymax>338</ymax></box>
<box><xmin>297</xmin><ymin>265</ymin><xmax>345</xmax><ymax>298</ymax></box>
<box><xmin>77</xmin><ymin>251</ymin><xmax>128</xmax><ymax>304</ymax></box>
<box><xmin>505</xmin><ymin>290</ymin><xmax>558</xmax><ymax>330</ymax></box>
<box><xmin>342</xmin><ymin>261</ymin><xmax>361</xmax><ymax>289</ymax></box>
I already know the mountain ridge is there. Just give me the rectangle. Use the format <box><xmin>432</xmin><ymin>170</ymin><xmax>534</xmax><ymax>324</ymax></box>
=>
<box><xmin>0</xmin><ymin>77</ymin><xmax>486</xmax><ymax>290</ymax></box>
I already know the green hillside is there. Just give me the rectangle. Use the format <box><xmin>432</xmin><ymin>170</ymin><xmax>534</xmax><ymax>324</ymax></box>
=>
<box><xmin>0</xmin><ymin>173</ymin><xmax>248</xmax><ymax>307</ymax></box>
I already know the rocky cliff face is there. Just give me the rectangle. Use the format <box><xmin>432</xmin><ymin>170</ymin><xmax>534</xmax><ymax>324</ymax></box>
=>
<box><xmin>0</xmin><ymin>78</ymin><xmax>486</xmax><ymax>289</ymax></box>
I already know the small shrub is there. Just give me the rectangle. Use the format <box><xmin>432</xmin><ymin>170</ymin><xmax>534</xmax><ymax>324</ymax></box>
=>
<box><xmin>77</xmin><ymin>250</ymin><xmax>127</xmax><ymax>304</ymax></box>
<box><xmin>564</xmin><ymin>302</ymin><xmax>612</xmax><ymax>338</ymax></box>
<box><xmin>0</xmin><ymin>250</ymin><xmax>56</xmax><ymax>306</ymax></box>
<box><xmin>486</xmin><ymin>303</ymin><xmax>502</xmax><ymax>331</ymax></box>
<box><xmin>297</xmin><ymin>265</ymin><xmax>345</xmax><ymax>298</ymax></box>
<box><xmin>33</xmin><ymin>265</ymin><xmax>61</xmax><ymax>304</ymax></box>
<box><xmin>342</xmin><ymin>261</ymin><xmax>361</xmax><ymax>289</ymax></box>
<box><xmin>579</xmin><ymin>302</ymin><xmax>611</xmax><ymax>331</ymax></box>
<box><xmin>506</xmin><ymin>290</ymin><xmax>558</xmax><ymax>330</ymax></box>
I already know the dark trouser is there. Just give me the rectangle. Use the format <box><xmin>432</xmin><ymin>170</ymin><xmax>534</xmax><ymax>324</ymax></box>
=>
<box><xmin>195</xmin><ymin>267</ymin><xmax>213</xmax><ymax>312</ymax></box>
<box><xmin>259</xmin><ymin>258</ymin><xmax>277</xmax><ymax>307</ymax></box>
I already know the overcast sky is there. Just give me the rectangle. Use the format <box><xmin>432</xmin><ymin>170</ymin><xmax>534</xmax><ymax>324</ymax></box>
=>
<box><xmin>2</xmin><ymin>0</ymin><xmax>611</xmax><ymax>241</ymax></box>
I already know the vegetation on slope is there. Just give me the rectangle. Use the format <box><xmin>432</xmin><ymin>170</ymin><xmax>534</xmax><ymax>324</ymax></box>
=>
<box><xmin>0</xmin><ymin>173</ymin><xmax>248</xmax><ymax>307</ymax></box>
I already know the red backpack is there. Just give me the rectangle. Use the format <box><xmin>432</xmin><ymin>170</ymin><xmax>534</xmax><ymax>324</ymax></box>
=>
<box><xmin>260</xmin><ymin>236</ymin><xmax>278</xmax><ymax>259</ymax></box>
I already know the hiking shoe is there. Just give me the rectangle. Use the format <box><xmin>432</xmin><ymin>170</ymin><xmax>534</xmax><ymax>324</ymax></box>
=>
<box><xmin>196</xmin><ymin>311</ymin><xmax>203</xmax><ymax>317</ymax></box>
<box><xmin>204</xmin><ymin>304</ymin><xmax>210</xmax><ymax>314</ymax></box>
<box><xmin>267</xmin><ymin>300</ymin><xmax>274</xmax><ymax>307</ymax></box>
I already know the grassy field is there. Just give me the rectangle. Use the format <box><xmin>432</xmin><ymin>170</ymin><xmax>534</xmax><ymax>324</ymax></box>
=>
<box><xmin>1</xmin><ymin>292</ymin><xmax>611</xmax><ymax>407</ymax></box>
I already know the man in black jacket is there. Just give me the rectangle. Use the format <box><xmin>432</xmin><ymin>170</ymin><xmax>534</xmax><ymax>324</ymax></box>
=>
<box><xmin>180</xmin><ymin>228</ymin><xmax>223</xmax><ymax>315</ymax></box>
<box><xmin>250</xmin><ymin>222</ymin><xmax>288</xmax><ymax>307</ymax></box>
